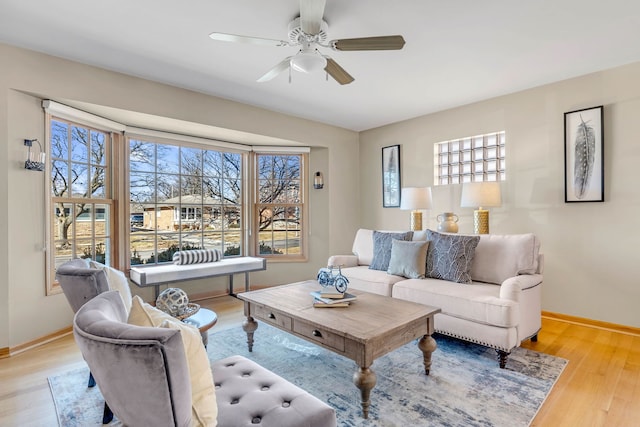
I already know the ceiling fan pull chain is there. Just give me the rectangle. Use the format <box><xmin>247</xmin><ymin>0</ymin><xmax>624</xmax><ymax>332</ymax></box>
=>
<box><xmin>289</xmin><ymin>66</ymin><xmax>292</xmax><ymax>84</ymax></box>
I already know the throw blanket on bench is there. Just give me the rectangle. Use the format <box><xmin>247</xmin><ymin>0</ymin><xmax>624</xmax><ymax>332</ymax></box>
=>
<box><xmin>172</xmin><ymin>249</ymin><xmax>222</xmax><ymax>265</ymax></box>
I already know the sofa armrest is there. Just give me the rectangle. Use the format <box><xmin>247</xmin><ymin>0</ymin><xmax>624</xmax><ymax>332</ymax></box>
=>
<box><xmin>327</xmin><ymin>255</ymin><xmax>359</xmax><ymax>268</ymax></box>
<box><xmin>499</xmin><ymin>274</ymin><xmax>543</xmax><ymax>302</ymax></box>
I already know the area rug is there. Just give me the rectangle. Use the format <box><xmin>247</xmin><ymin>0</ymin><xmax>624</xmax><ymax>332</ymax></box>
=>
<box><xmin>49</xmin><ymin>324</ymin><xmax>567</xmax><ymax>426</ymax></box>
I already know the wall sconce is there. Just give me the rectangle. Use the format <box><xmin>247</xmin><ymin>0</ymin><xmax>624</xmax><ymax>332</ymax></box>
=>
<box><xmin>24</xmin><ymin>139</ymin><xmax>46</xmax><ymax>171</ymax></box>
<box><xmin>314</xmin><ymin>171</ymin><xmax>324</xmax><ymax>189</ymax></box>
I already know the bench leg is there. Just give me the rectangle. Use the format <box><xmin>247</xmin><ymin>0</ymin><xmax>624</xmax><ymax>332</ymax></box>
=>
<box><xmin>228</xmin><ymin>274</ymin><xmax>235</xmax><ymax>297</ymax></box>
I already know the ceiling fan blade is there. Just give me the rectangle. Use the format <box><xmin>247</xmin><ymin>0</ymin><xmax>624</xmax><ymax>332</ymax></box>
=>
<box><xmin>299</xmin><ymin>0</ymin><xmax>326</xmax><ymax>35</ymax></box>
<box><xmin>324</xmin><ymin>57</ymin><xmax>354</xmax><ymax>85</ymax></box>
<box><xmin>257</xmin><ymin>57</ymin><xmax>293</xmax><ymax>82</ymax></box>
<box><xmin>209</xmin><ymin>32</ymin><xmax>289</xmax><ymax>47</ymax></box>
<box><xmin>330</xmin><ymin>35</ymin><xmax>406</xmax><ymax>51</ymax></box>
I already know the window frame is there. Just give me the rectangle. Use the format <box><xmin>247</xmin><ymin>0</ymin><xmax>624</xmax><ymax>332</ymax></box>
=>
<box><xmin>125</xmin><ymin>134</ymin><xmax>249</xmax><ymax>268</ymax></box>
<box><xmin>45</xmin><ymin>115</ymin><xmax>117</xmax><ymax>295</ymax></box>
<box><xmin>253</xmin><ymin>151</ymin><xmax>308</xmax><ymax>261</ymax></box>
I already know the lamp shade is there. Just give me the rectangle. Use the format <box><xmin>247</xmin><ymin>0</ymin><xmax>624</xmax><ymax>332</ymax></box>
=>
<box><xmin>400</xmin><ymin>187</ymin><xmax>433</xmax><ymax>210</ymax></box>
<box><xmin>460</xmin><ymin>182</ymin><xmax>502</xmax><ymax>208</ymax></box>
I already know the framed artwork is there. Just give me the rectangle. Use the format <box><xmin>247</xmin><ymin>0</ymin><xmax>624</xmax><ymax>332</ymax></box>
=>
<box><xmin>382</xmin><ymin>144</ymin><xmax>401</xmax><ymax>207</ymax></box>
<box><xmin>564</xmin><ymin>106</ymin><xmax>604</xmax><ymax>202</ymax></box>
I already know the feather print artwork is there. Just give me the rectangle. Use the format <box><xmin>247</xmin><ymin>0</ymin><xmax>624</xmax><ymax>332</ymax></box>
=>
<box><xmin>573</xmin><ymin>114</ymin><xmax>596</xmax><ymax>199</ymax></box>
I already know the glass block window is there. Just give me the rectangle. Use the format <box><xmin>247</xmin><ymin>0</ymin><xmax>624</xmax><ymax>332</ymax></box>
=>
<box><xmin>434</xmin><ymin>131</ymin><xmax>506</xmax><ymax>185</ymax></box>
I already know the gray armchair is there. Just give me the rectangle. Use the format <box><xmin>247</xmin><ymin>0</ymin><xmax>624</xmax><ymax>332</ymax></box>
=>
<box><xmin>74</xmin><ymin>291</ymin><xmax>338</xmax><ymax>427</ymax></box>
<box><xmin>74</xmin><ymin>291</ymin><xmax>193</xmax><ymax>426</ymax></box>
<box><xmin>56</xmin><ymin>259</ymin><xmax>110</xmax><ymax>313</ymax></box>
<box><xmin>56</xmin><ymin>258</ymin><xmax>113</xmax><ymax>422</ymax></box>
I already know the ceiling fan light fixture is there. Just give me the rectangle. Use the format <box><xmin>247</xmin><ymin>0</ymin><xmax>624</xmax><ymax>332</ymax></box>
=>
<box><xmin>290</xmin><ymin>51</ymin><xmax>327</xmax><ymax>73</ymax></box>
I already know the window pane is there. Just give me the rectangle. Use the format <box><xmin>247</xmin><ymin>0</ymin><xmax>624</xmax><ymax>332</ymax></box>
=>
<box><xmin>71</xmin><ymin>126</ymin><xmax>89</xmax><ymax>163</ymax></box>
<box><xmin>130</xmin><ymin>171</ymin><xmax>157</xmax><ymax>203</ymax></box>
<box><xmin>157</xmin><ymin>144</ymin><xmax>180</xmax><ymax>174</ymax></box>
<box><xmin>130</xmin><ymin>140</ymin><xmax>156</xmax><ymax>172</ymax></box>
<box><xmin>223</xmin><ymin>153</ymin><xmax>242</xmax><ymax>179</ymax></box>
<box><xmin>90</xmin><ymin>131</ymin><xmax>107</xmax><ymax>166</ymax></box>
<box><xmin>181</xmin><ymin>147</ymin><xmax>202</xmax><ymax>176</ymax></box>
<box><xmin>223</xmin><ymin>179</ymin><xmax>241</xmax><ymax>204</ymax></box>
<box><xmin>51</xmin><ymin>161</ymin><xmax>69</xmax><ymax>197</ymax></box>
<box><xmin>51</xmin><ymin>121</ymin><xmax>69</xmax><ymax>159</ymax></box>
<box><xmin>90</xmin><ymin>166</ymin><xmax>106</xmax><ymax>198</ymax></box>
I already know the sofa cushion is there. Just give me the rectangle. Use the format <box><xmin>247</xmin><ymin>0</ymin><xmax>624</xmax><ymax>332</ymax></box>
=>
<box><xmin>387</xmin><ymin>240</ymin><xmax>429</xmax><ymax>279</ymax></box>
<box><xmin>425</xmin><ymin>230</ymin><xmax>480</xmax><ymax>284</ymax></box>
<box><xmin>470</xmin><ymin>233</ymin><xmax>540</xmax><ymax>285</ymax></box>
<box><xmin>352</xmin><ymin>228</ymin><xmax>426</xmax><ymax>266</ymax></box>
<box><xmin>369</xmin><ymin>231</ymin><xmax>413</xmax><ymax>271</ymax></box>
<box><xmin>392</xmin><ymin>278</ymin><xmax>519</xmax><ymax>328</ymax></box>
<box><xmin>340</xmin><ymin>266</ymin><xmax>406</xmax><ymax>296</ymax></box>
<box><xmin>128</xmin><ymin>296</ymin><xmax>218</xmax><ymax>426</ymax></box>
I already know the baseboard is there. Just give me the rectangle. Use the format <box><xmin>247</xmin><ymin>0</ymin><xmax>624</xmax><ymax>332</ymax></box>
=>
<box><xmin>2</xmin><ymin>326</ymin><xmax>73</xmax><ymax>358</ymax></box>
<box><xmin>542</xmin><ymin>311</ymin><xmax>640</xmax><ymax>337</ymax></box>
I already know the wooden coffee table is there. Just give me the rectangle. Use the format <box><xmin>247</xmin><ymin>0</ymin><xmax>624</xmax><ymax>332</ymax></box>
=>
<box><xmin>237</xmin><ymin>280</ymin><xmax>441</xmax><ymax>419</ymax></box>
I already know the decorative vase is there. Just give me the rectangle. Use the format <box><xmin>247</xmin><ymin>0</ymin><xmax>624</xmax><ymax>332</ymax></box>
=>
<box><xmin>437</xmin><ymin>212</ymin><xmax>459</xmax><ymax>233</ymax></box>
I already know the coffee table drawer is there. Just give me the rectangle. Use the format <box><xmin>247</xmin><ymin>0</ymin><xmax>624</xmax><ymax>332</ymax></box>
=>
<box><xmin>293</xmin><ymin>322</ymin><xmax>345</xmax><ymax>352</ymax></box>
<box><xmin>252</xmin><ymin>304</ymin><xmax>292</xmax><ymax>330</ymax></box>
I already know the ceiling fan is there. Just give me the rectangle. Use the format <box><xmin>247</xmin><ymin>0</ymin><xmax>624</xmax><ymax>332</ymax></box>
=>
<box><xmin>209</xmin><ymin>0</ymin><xmax>405</xmax><ymax>85</ymax></box>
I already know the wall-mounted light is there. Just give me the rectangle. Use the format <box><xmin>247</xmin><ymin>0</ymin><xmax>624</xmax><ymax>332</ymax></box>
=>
<box><xmin>313</xmin><ymin>171</ymin><xmax>324</xmax><ymax>189</ymax></box>
<box><xmin>24</xmin><ymin>139</ymin><xmax>46</xmax><ymax>171</ymax></box>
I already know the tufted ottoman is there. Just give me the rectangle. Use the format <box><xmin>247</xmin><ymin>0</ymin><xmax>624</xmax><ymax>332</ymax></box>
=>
<box><xmin>212</xmin><ymin>355</ymin><xmax>337</xmax><ymax>427</ymax></box>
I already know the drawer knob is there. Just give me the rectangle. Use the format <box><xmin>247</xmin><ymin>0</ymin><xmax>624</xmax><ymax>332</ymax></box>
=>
<box><xmin>268</xmin><ymin>313</ymin><xmax>276</xmax><ymax>319</ymax></box>
<box><xmin>312</xmin><ymin>329</ymin><xmax>323</xmax><ymax>338</ymax></box>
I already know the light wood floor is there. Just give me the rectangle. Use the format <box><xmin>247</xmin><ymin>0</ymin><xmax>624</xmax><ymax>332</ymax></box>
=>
<box><xmin>1</xmin><ymin>296</ymin><xmax>638</xmax><ymax>426</ymax></box>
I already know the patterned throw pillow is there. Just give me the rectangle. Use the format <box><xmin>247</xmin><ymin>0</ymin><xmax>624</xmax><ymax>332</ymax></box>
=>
<box><xmin>425</xmin><ymin>230</ymin><xmax>480</xmax><ymax>284</ymax></box>
<box><xmin>369</xmin><ymin>231</ymin><xmax>414</xmax><ymax>271</ymax></box>
<box><xmin>172</xmin><ymin>248</ymin><xmax>222</xmax><ymax>265</ymax></box>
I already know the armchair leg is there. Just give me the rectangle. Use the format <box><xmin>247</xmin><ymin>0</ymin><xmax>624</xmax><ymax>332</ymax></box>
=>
<box><xmin>88</xmin><ymin>371</ymin><xmax>96</xmax><ymax>388</ymax></box>
<box><xmin>102</xmin><ymin>402</ymin><xmax>113</xmax><ymax>424</ymax></box>
<box><xmin>496</xmin><ymin>350</ymin><xmax>510</xmax><ymax>369</ymax></box>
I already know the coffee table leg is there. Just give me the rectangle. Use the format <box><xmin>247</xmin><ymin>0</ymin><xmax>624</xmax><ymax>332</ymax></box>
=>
<box><xmin>242</xmin><ymin>316</ymin><xmax>258</xmax><ymax>352</ymax></box>
<box><xmin>418</xmin><ymin>334</ymin><xmax>437</xmax><ymax>375</ymax></box>
<box><xmin>353</xmin><ymin>366</ymin><xmax>377</xmax><ymax>419</ymax></box>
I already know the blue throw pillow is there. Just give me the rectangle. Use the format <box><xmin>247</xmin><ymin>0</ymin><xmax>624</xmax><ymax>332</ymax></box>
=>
<box><xmin>369</xmin><ymin>231</ymin><xmax>414</xmax><ymax>271</ymax></box>
<box><xmin>425</xmin><ymin>230</ymin><xmax>480</xmax><ymax>284</ymax></box>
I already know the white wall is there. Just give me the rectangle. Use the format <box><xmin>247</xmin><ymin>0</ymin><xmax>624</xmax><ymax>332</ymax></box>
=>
<box><xmin>359</xmin><ymin>61</ymin><xmax>640</xmax><ymax>328</ymax></box>
<box><xmin>0</xmin><ymin>43</ymin><xmax>360</xmax><ymax>349</ymax></box>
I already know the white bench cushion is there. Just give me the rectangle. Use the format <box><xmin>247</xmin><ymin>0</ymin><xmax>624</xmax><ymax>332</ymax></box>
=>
<box><xmin>130</xmin><ymin>257</ymin><xmax>266</xmax><ymax>286</ymax></box>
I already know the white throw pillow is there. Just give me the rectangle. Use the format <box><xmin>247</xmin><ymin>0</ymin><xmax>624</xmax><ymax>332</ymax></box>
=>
<box><xmin>89</xmin><ymin>261</ymin><xmax>133</xmax><ymax>313</ymax></box>
<box><xmin>128</xmin><ymin>296</ymin><xmax>218</xmax><ymax>426</ymax></box>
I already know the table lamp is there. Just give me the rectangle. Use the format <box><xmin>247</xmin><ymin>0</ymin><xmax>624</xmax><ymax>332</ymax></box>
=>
<box><xmin>460</xmin><ymin>182</ymin><xmax>502</xmax><ymax>234</ymax></box>
<box><xmin>400</xmin><ymin>187</ymin><xmax>433</xmax><ymax>231</ymax></box>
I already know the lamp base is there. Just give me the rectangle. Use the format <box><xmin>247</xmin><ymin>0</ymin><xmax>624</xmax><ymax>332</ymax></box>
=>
<box><xmin>473</xmin><ymin>209</ymin><xmax>490</xmax><ymax>234</ymax></box>
<box><xmin>410</xmin><ymin>211</ymin><xmax>423</xmax><ymax>231</ymax></box>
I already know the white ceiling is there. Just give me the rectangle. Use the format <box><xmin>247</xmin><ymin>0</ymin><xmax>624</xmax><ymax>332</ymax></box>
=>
<box><xmin>1</xmin><ymin>0</ymin><xmax>640</xmax><ymax>132</ymax></box>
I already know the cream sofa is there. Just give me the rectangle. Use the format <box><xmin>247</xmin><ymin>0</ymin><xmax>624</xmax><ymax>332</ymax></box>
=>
<box><xmin>328</xmin><ymin>229</ymin><xmax>543</xmax><ymax>368</ymax></box>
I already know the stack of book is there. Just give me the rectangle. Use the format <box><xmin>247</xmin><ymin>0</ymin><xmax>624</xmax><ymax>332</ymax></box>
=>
<box><xmin>310</xmin><ymin>290</ymin><xmax>357</xmax><ymax>308</ymax></box>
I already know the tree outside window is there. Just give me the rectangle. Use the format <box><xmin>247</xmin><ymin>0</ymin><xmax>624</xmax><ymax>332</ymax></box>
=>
<box><xmin>128</xmin><ymin>139</ymin><xmax>244</xmax><ymax>265</ymax></box>
<box><xmin>255</xmin><ymin>153</ymin><xmax>305</xmax><ymax>258</ymax></box>
<box><xmin>48</xmin><ymin>118</ymin><xmax>113</xmax><ymax>294</ymax></box>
